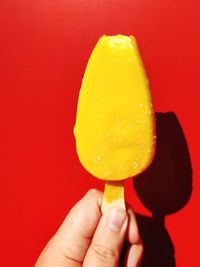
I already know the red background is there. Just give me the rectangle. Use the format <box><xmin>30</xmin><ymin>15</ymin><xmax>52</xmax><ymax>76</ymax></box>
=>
<box><xmin>0</xmin><ymin>1</ymin><xmax>199</xmax><ymax>266</ymax></box>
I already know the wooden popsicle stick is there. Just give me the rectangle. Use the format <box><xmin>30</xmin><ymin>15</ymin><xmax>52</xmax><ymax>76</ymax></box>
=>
<box><xmin>101</xmin><ymin>181</ymin><xmax>126</xmax><ymax>214</ymax></box>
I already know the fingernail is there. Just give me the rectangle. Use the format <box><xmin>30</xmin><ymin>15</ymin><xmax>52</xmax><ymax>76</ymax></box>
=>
<box><xmin>105</xmin><ymin>208</ymin><xmax>127</xmax><ymax>232</ymax></box>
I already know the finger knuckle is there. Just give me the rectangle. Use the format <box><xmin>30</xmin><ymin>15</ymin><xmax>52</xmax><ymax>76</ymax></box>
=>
<box><xmin>90</xmin><ymin>242</ymin><xmax>118</xmax><ymax>262</ymax></box>
<box><xmin>58</xmin><ymin>241</ymin><xmax>83</xmax><ymax>265</ymax></box>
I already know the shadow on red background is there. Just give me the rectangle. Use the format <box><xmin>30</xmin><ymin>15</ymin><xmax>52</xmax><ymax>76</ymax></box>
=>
<box><xmin>133</xmin><ymin>112</ymin><xmax>192</xmax><ymax>267</ymax></box>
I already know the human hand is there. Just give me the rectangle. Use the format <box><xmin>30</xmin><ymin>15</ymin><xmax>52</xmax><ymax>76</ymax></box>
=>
<box><xmin>35</xmin><ymin>189</ymin><xmax>143</xmax><ymax>267</ymax></box>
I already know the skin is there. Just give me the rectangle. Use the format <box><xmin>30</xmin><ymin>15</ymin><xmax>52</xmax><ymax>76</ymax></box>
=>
<box><xmin>35</xmin><ymin>189</ymin><xmax>143</xmax><ymax>267</ymax></box>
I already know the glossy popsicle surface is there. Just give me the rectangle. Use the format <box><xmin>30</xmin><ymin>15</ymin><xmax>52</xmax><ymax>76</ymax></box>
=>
<box><xmin>74</xmin><ymin>35</ymin><xmax>155</xmax><ymax>181</ymax></box>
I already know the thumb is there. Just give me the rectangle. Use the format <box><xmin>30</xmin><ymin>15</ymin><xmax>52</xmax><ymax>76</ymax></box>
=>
<box><xmin>83</xmin><ymin>208</ymin><xmax>128</xmax><ymax>267</ymax></box>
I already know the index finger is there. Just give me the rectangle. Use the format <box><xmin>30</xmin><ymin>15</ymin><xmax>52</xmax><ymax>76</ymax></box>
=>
<box><xmin>35</xmin><ymin>189</ymin><xmax>103</xmax><ymax>267</ymax></box>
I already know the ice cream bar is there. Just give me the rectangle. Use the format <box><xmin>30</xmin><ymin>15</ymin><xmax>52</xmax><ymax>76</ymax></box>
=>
<box><xmin>74</xmin><ymin>35</ymin><xmax>156</xmax><ymax>212</ymax></box>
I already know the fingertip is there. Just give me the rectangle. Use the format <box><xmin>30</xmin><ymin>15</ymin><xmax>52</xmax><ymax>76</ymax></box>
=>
<box><xmin>104</xmin><ymin>208</ymin><xmax>128</xmax><ymax>233</ymax></box>
<box><xmin>85</xmin><ymin>188</ymin><xmax>101</xmax><ymax>196</ymax></box>
<box><xmin>84</xmin><ymin>188</ymin><xmax>103</xmax><ymax>209</ymax></box>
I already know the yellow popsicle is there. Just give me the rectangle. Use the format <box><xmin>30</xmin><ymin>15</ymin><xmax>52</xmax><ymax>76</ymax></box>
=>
<box><xmin>74</xmin><ymin>34</ymin><xmax>156</xmax><ymax>212</ymax></box>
